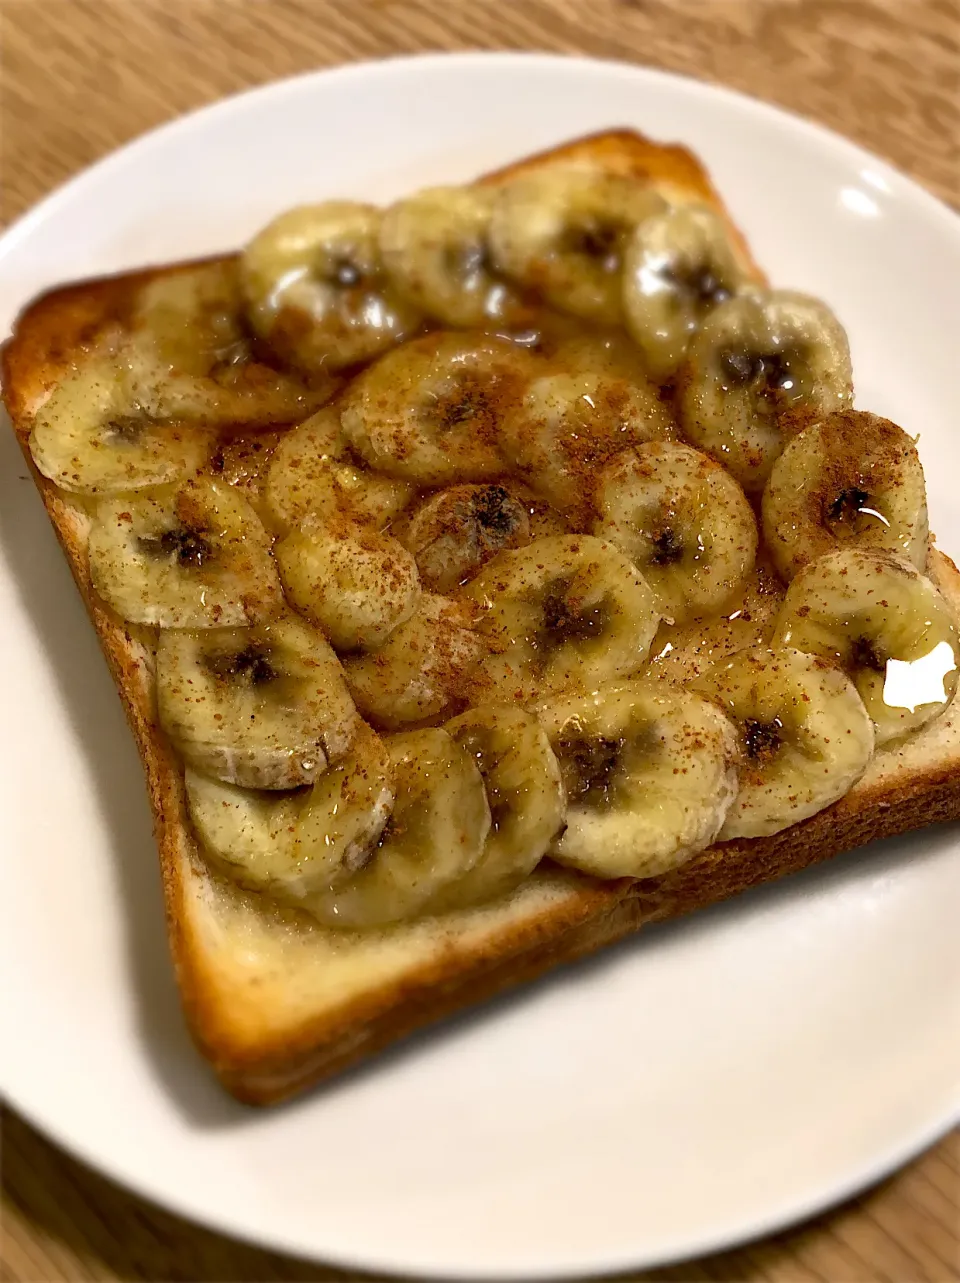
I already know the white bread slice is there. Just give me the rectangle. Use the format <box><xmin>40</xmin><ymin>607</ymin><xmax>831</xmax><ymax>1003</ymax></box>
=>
<box><xmin>3</xmin><ymin>132</ymin><xmax>958</xmax><ymax>1105</ymax></box>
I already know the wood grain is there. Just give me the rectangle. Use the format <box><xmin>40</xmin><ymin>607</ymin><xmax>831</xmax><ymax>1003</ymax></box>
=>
<box><xmin>1</xmin><ymin>1</ymin><xmax>958</xmax><ymax>1280</ymax></box>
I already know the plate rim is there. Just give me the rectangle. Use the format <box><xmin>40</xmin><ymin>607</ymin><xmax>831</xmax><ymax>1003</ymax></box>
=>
<box><xmin>1</xmin><ymin>48</ymin><xmax>958</xmax><ymax>1279</ymax></box>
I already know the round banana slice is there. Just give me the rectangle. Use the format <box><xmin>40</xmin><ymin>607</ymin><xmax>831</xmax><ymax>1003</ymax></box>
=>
<box><xmin>594</xmin><ymin>441</ymin><xmax>758</xmax><ymax>624</ymax></box>
<box><xmin>694</xmin><ymin>646</ymin><xmax>875</xmax><ymax>839</ymax></box>
<box><xmin>762</xmin><ymin>410</ymin><xmax>929</xmax><ymax>581</ymax></box>
<box><xmin>463</xmin><ymin>534</ymin><xmax>660</xmax><ymax>704</ymax></box>
<box><xmin>263</xmin><ymin>407</ymin><xmax>414</xmax><ymax>534</ymax></box>
<box><xmin>622</xmin><ymin>205</ymin><xmax>754</xmax><ymax>382</ymax></box>
<box><xmin>310</xmin><ymin>728</ymin><xmax>491</xmax><ymax>928</ymax></box>
<box><xmin>488</xmin><ymin>169</ymin><xmax>666</xmax><ymax>324</ymax></box>
<box><xmin>771</xmin><ymin>549</ymin><xmax>960</xmax><ymax>744</ymax></box>
<box><xmin>276</xmin><ymin>514</ymin><xmax>421</xmax><ymax>653</ymax></box>
<box><xmin>340</xmin><ymin>332</ymin><xmax>535</xmax><ymax>485</ymax></box>
<box><xmin>499</xmin><ymin>365</ymin><xmax>676</xmax><ymax>522</ymax></box>
<box><xmin>185</xmin><ymin>726</ymin><xmax>394</xmax><ymax>900</ymax></box>
<box><xmin>157</xmin><ymin>615</ymin><xmax>360</xmax><ymax>789</ymax></box>
<box><xmin>539</xmin><ymin>678</ymin><xmax>737</xmax><ymax>878</ymax></box>
<box><xmin>396</xmin><ymin>483</ymin><xmax>533</xmax><ymax>593</ymax></box>
<box><xmin>678</xmin><ymin>290</ymin><xmax>853</xmax><ymax>491</ymax></box>
<box><xmin>379</xmin><ymin>185</ymin><xmax>532</xmax><ymax>329</ymax></box>
<box><xmin>29</xmin><ymin>354</ymin><xmax>213</xmax><ymax>495</ymax></box>
<box><xmin>344</xmin><ymin>594</ymin><xmax>489</xmax><ymax>728</ymax></box>
<box><xmin>431</xmin><ymin>704</ymin><xmax>566</xmax><ymax>910</ymax></box>
<box><xmin>240</xmin><ymin>201</ymin><xmax>422</xmax><ymax>371</ymax></box>
<box><xmin>88</xmin><ymin>477</ymin><xmax>283</xmax><ymax>627</ymax></box>
<box><xmin>135</xmin><ymin>264</ymin><xmax>338</xmax><ymax>426</ymax></box>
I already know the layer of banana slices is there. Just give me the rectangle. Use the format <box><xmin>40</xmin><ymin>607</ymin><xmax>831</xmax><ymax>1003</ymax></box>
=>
<box><xmin>28</xmin><ymin>151</ymin><xmax>959</xmax><ymax>933</ymax></box>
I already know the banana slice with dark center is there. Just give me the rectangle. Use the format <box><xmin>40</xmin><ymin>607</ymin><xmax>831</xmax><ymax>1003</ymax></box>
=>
<box><xmin>340</xmin><ymin>331</ymin><xmax>535</xmax><ymax>484</ymax></box>
<box><xmin>185</xmin><ymin>726</ymin><xmax>393</xmax><ymax>900</ymax></box>
<box><xmin>594</xmin><ymin>440</ymin><xmax>758</xmax><ymax>624</ymax></box>
<box><xmin>379</xmin><ymin>185</ymin><xmax>533</xmax><ymax>329</ymax></box>
<box><xmin>241</xmin><ymin>201</ymin><xmax>422</xmax><ymax>371</ymax></box>
<box><xmin>771</xmin><ymin>548</ymin><xmax>959</xmax><ymax>744</ymax></box>
<box><xmin>276</xmin><ymin>515</ymin><xmax>421</xmax><ymax>652</ymax></box>
<box><xmin>431</xmin><ymin>704</ymin><xmax>566</xmax><ymax>910</ymax></box>
<box><xmin>678</xmin><ymin>290</ymin><xmax>853</xmax><ymax>491</ymax></box>
<box><xmin>462</xmin><ymin>534</ymin><xmax>660</xmax><ymax>704</ymax></box>
<box><xmin>88</xmin><ymin>477</ymin><xmax>283</xmax><ymax>627</ymax></box>
<box><xmin>396</xmin><ymin>483</ymin><xmax>534</xmax><ymax>592</ymax></box>
<box><xmin>622</xmin><ymin>205</ymin><xmax>754</xmax><ymax>381</ymax></box>
<box><xmin>135</xmin><ymin>264</ymin><xmax>337</xmax><ymax>426</ymax></box>
<box><xmin>263</xmin><ymin>407</ymin><xmax>414</xmax><ymax>534</ymax></box>
<box><xmin>762</xmin><ymin>410</ymin><xmax>929</xmax><ymax>581</ymax></box>
<box><xmin>499</xmin><ymin>364</ymin><xmax>677</xmax><ymax>523</ymax></box>
<box><xmin>488</xmin><ymin>168</ymin><xmax>666</xmax><ymax>324</ymax></box>
<box><xmin>694</xmin><ymin>646</ymin><xmax>874</xmax><ymax>838</ymax></box>
<box><xmin>539</xmin><ymin>678</ymin><xmax>737</xmax><ymax>877</ymax></box>
<box><xmin>309</xmin><ymin>728</ymin><xmax>491</xmax><ymax>928</ymax></box>
<box><xmin>29</xmin><ymin>354</ymin><xmax>213</xmax><ymax>495</ymax></box>
<box><xmin>344</xmin><ymin>594</ymin><xmax>489</xmax><ymax>729</ymax></box>
<box><xmin>158</xmin><ymin>615</ymin><xmax>360</xmax><ymax>789</ymax></box>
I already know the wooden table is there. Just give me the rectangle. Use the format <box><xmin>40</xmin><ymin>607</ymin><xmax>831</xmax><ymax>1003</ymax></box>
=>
<box><xmin>2</xmin><ymin>2</ymin><xmax>958</xmax><ymax>1279</ymax></box>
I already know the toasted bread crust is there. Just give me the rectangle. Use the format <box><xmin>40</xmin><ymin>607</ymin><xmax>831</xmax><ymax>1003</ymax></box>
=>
<box><xmin>3</xmin><ymin>130</ymin><xmax>957</xmax><ymax>1106</ymax></box>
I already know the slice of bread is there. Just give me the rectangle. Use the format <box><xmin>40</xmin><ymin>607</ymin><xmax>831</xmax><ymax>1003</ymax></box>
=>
<box><xmin>3</xmin><ymin>131</ymin><xmax>958</xmax><ymax>1105</ymax></box>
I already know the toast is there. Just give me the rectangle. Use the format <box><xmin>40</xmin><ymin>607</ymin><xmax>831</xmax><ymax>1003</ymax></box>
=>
<box><xmin>3</xmin><ymin>130</ymin><xmax>959</xmax><ymax>1106</ymax></box>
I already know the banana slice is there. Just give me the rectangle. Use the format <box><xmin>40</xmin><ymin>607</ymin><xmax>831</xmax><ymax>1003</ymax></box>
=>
<box><xmin>539</xmin><ymin>678</ymin><xmax>737</xmax><ymax>877</ymax></box>
<box><xmin>771</xmin><ymin>549</ymin><xmax>959</xmax><ymax>744</ymax></box>
<box><xmin>594</xmin><ymin>441</ymin><xmax>758</xmax><ymax>624</ymax></box>
<box><xmin>499</xmin><ymin>365</ymin><xmax>676</xmax><ymax>522</ymax></box>
<box><xmin>185</xmin><ymin>726</ymin><xmax>393</xmax><ymax>899</ymax></box>
<box><xmin>135</xmin><ymin>260</ymin><xmax>251</xmax><ymax>374</ymax></box>
<box><xmin>431</xmin><ymin>704</ymin><xmax>565</xmax><ymax>910</ymax></box>
<box><xmin>694</xmin><ymin>646</ymin><xmax>874</xmax><ymax>838</ymax></box>
<box><xmin>396</xmin><ymin>483</ymin><xmax>534</xmax><ymax>593</ymax></box>
<box><xmin>648</xmin><ymin>558</ymin><xmax>785</xmax><ymax>686</ymax></box>
<box><xmin>622</xmin><ymin>205</ymin><xmax>754</xmax><ymax>381</ymax></box>
<box><xmin>88</xmin><ymin>477</ymin><xmax>283</xmax><ymax>627</ymax></box>
<box><xmin>340</xmin><ymin>332</ymin><xmax>535</xmax><ymax>485</ymax></box>
<box><xmin>678</xmin><ymin>290</ymin><xmax>853</xmax><ymax>491</ymax></box>
<box><xmin>762</xmin><ymin>410</ymin><xmax>929</xmax><ymax>581</ymax></box>
<box><xmin>241</xmin><ymin>201</ymin><xmax>422</xmax><ymax>371</ymax></box>
<box><xmin>276</xmin><ymin>514</ymin><xmax>421</xmax><ymax>653</ymax></box>
<box><xmin>157</xmin><ymin>615</ymin><xmax>360</xmax><ymax>789</ymax></box>
<box><xmin>29</xmin><ymin>354</ymin><xmax>213</xmax><ymax>495</ymax></box>
<box><xmin>135</xmin><ymin>264</ymin><xmax>337</xmax><ymax>426</ymax></box>
<box><xmin>463</xmin><ymin>534</ymin><xmax>660</xmax><ymax>704</ymax></box>
<box><xmin>263</xmin><ymin>407</ymin><xmax>414</xmax><ymax>534</ymax></box>
<box><xmin>488</xmin><ymin>169</ymin><xmax>666</xmax><ymax>324</ymax></box>
<box><xmin>379</xmin><ymin>185</ymin><xmax>533</xmax><ymax>329</ymax></box>
<box><xmin>344</xmin><ymin>594</ymin><xmax>488</xmax><ymax>728</ymax></box>
<box><xmin>310</xmin><ymin>728</ymin><xmax>491</xmax><ymax>928</ymax></box>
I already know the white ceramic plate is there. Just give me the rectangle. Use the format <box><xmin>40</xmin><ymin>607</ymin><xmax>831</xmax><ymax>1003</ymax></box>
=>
<box><xmin>1</xmin><ymin>52</ymin><xmax>958</xmax><ymax>1280</ymax></box>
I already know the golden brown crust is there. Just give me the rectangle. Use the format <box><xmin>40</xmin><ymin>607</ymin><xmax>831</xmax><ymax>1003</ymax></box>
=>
<box><xmin>3</xmin><ymin>129</ymin><xmax>955</xmax><ymax>1107</ymax></box>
